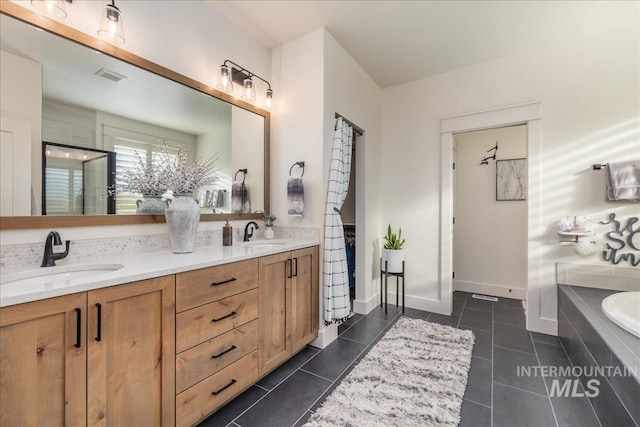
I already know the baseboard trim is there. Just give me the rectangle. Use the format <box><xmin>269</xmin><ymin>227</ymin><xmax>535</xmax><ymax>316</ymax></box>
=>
<box><xmin>383</xmin><ymin>292</ymin><xmax>446</xmax><ymax>315</ymax></box>
<box><xmin>527</xmin><ymin>315</ymin><xmax>557</xmax><ymax>335</ymax></box>
<box><xmin>310</xmin><ymin>324</ymin><xmax>338</xmax><ymax>349</ymax></box>
<box><xmin>453</xmin><ymin>280</ymin><xmax>526</xmax><ymax>300</ymax></box>
<box><xmin>353</xmin><ymin>294</ymin><xmax>379</xmax><ymax>315</ymax></box>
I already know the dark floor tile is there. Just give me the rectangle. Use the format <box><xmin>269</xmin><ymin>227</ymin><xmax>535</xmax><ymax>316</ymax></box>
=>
<box><xmin>460</xmin><ymin>326</ymin><xmax>492</xmax><ymax>360</ymax></box>
<box><xmin>459</xmin><ymin>399</ymin><xmax>491</xmax><ymax>427</ymax></box>
<box><xmin>454</xmin><ymin>291</ymin><xmax>469</xmax><ymax>301</ymax></box>
<box><xmin>235</xmin><ymin>371</ymin><xmax>330</xmax><ymax>427</ymax></box>
<box><xmin>590</xmin><ymin>373</ymin><xmax>636</xmax><ymax>427</ymax></box>
<box><xmin>302</xmin><ymin>337</ymin><xmax>366</xmax><ymax>381</ymax></box>
<box><xmin>535</xmin><ymin>342</ymin><xmax>574</xmax><ymax>380</ymax></box>
<box><xmin>343</xmin><ymin>313</ymin><xmax>364</xmax><ymax>325</ymax></box>
<box><xmin>494</xmin><ymin>322</ymin><xmax>535</xmax><ymax>354</ymax></box>
<box><xmin>293</xmin><ymin>410</ymin><xmax>314</xmax><ymax>427</ymax></box>
<box><xmin>365</xmin><ymin>304</ymin><xmax>402</xmax><ymax>321</ymax></box>
<box><xmin>402</xmin><ymin>307</ymin><xmax>431</xmax><ymax>319</ymax></box>
<box><xmin>337</xmin><ymin>322</ymin><xmax>352</xmax><ymax>335</ymax></box>
<box><xmin>339</xmin><ymin>316</ymin><xmax>391</xmax><ymax>345</ymax></box>
<box><xmin>494</xmin><ymin>306</ymin><xmax>525</xmax><ymax>328</ymax></box>
<box><xmin>459</xmin><ymin>307</ymin><xmax>492</xmax><ymax>332</ymax></box>
<box><xmin>493</xmin><ymin>383</ymin><xmax>555</xmax><ymax>427</ymax></box>
<box><xmin>609</xmin><ymin>353</ymin><xmax>640</xmax><ymax>423</ymax></box>
<box><xmin>464</xmin><ymin>296</ymin><xmax>494</xmax><ymax>312</ymax></box>
<box><xmin>197</xmin><ymin>385</ymin><xmax>267</xmax><ymax>427</ymax></box>
<box><xmin>453</xmin><ymin>297</ymin><xmax>465</xmax><ymax>315</ymax></box>
<box><xmin>257</xmin><ymin>346</ymin><xmax>320</xmax><ymax>390</ymax></box>
<box><xmin>493</xmin><ymin>346</ymin><xmax>547</xmax><ymax>395</ymax></box>
<box><xmin>463</xmin><ymin>356</ymin><xmax>492</xmax><ymax>406</ymax></box>
<box><xmin>551</xmin><ymin>395</ymin><xmax>600</xmax><ymax>427</ymax></box>
<box><xmin>494</xmin><ymin>296</ymin><xmax>524</xmax><ymax>309</ymax></box>
<box><xmin>531</xmin><ymin>331</ymin><xmax>562</xmax><ymax>347</ymax></box>
<box><xmin>427</xmin><ymin>313</ymin><xmax>460</xmax><ymax>328</ymax></box>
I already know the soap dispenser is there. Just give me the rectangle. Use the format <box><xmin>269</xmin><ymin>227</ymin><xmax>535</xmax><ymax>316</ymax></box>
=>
<box><xmin>223</xmin><ymin>220</ymin><xmax>233</xmax><ymax>246</ymax></box>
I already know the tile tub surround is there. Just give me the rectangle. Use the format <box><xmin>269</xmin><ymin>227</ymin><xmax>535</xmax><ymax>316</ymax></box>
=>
<box><xmin>0</xmin><ymin>226</ymin><xmax>320</xmax><ymax>269</ymax></box>
<box><xmin>0</xmin><ymin>237</ymin><xmax>319</xmax><ymax>307</ymax></box>
<box><xmin>198</xmin><ymin>292</ymin><xmax>600</xmax><ymax>427</ymax></box>
<box><xmin>558</xmin><ymin>285</ymin><xmax>640</xmax><ymax>426</ymax></box>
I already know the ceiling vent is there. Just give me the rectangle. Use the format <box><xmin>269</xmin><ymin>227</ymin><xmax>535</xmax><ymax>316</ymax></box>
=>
<box><xmin>95</xmin><ymin>67</ymin><xmax>126</xmax><ymax>82</ymax></box>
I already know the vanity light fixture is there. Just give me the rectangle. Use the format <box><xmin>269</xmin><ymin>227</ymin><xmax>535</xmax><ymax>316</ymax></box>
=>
<box><xmin>31</xmin><ymin>0</ymin><xmax>72</xmax><ymax>19</ymax></box>
<box><xmin>97</xmin><ymin>0</ymin><xmax>125</xmax><ymax>45</ymax></box>
<box><xmin>218</xmin><ymin>60</ymin><xmax>273</xmax><ymax>110</ymax></box>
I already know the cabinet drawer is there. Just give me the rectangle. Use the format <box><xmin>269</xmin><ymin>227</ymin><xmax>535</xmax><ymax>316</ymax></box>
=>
<box><xmin>176</xmin><ymin>319</ymin><xmax>258</xmax><ymax>393</ymax></box>
<box><xmin>176</xmin><ymin>350</ymin><xmax>258</xmax><ymax>427</ymax></box>
<box><xmin>176</xmin><ymin>259</ymin><xmax>258</xmax><ymax>312</ymax></box>
<box><xmin>176</xmin><ymin>289</ymin><xmax>258</xmax><ymax>353</ymax></box>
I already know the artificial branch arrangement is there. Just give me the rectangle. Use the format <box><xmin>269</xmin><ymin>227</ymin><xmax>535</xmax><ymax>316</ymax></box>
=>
<box><xmin>120</xmin><ymin>149</ymin><xmax>171</xmax><ymax>196</ymax></box>
<box><xmin>165</xmin><ymin>145</ymin><xmax>220</xmax><ymax>195</ymax></box>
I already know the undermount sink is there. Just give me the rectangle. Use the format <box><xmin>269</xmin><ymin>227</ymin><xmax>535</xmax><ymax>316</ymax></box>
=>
<box><xmin>1</xmin><ymin>263</ymin><xmax>125</xmax><ymax>287</ymax></box>
<box><xmin>245</xmin><ymin>240</ymin><xmax>288</xmax><ymax>250</ymax></box>
<box><xmin>602</xmin><ymin>291</ymin><xmax>640</xmax><ymax>338</ymax></box>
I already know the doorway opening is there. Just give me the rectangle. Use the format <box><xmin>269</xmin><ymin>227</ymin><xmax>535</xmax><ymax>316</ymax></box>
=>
<box><xmin>452</xmin><ymin>125</ymin><xmax>528</xmax><ymax>301</ymax></box>
<box><xmin>342</xmin><ymin>133</ymin><xmax>357</xmax><ymax>308</ymax></box>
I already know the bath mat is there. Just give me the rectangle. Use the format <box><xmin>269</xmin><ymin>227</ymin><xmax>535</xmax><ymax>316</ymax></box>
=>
<box><xmin>303</xmin><ymin>316</ymin><xmax>474</xmax><ymax>427</ymax></box>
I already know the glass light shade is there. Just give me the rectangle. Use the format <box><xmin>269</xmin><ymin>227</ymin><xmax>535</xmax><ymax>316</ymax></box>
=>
<box><xmin>216</xmin><ymin>65</ymin><xmax>233</xmax><ymax>93</ymax></box>
<box><xmin>263</xmin><ymin>88</ymin><xmax>273</xmax><ymax>110</ymax></box>
<box><xmin>97</xmin><ymin>3</ymin><xmax>125</xmax><ymax>45</ymax></box>
<box><xmin>241</xmin><ymin>78</ymin><xmax>256</xmax><ymax>102</ymax></box>
<box><xmin>31</xmin><ymin>0</ymin><xmax>68</xmax><ymax>18</ymax></box>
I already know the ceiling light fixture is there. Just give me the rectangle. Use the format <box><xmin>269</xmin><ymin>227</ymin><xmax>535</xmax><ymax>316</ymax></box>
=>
<box><xmin>30</xmin><ymin>0</ymin><xmax>72</xmax><ymax>19</ymax></box>
<box><xmin>97</xmin><ymin>0</ymin><xmax>125</xmax><ymax>45</ymax></box>
<box><xmin>218</xmin><ymin>60</ymin><xmax>273</xmax><ymax>110</ymax></box>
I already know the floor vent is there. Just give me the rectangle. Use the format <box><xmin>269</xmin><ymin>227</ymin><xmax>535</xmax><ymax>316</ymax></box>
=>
<box><xmin>472</xmin><ymin>294</ymin><xmax>498</xmax><ymax>302</ymax></box>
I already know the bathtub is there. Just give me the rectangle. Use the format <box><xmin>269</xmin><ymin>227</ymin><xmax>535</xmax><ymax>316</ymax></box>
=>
<box><xmin>602</xmin><ymin>291</ymin><xmax>640</xmax><ymax>338</ymax></box>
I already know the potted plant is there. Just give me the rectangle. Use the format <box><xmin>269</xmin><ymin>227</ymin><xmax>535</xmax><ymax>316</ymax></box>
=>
<box><xmin>163</xmin><ymin>145</ymin><xmax>219</xmax><ymax>253</ymax></box>
<box><xmin>263</xmin><ymin>213</ymin><xmax>276</xmax><ymax>239</ymax></box>
<box><xmin>382</xmin><ymin>224</ymin><xmax>405</xmax><ymax>273</ymax></box>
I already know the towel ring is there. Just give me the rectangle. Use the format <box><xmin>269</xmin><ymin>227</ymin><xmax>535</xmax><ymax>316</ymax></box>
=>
<box><xmin>234</xmin><ymin>168</ymin><xmax>248</xmax><ymax>182</ymax></box>
<box><xmin>289</xmin><ymin>161</ymin><xmax>305</xmax><ymax>177</ymax></box>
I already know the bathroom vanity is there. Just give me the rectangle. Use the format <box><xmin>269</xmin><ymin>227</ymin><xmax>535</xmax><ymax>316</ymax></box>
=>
<box><xmin>0</xmin><ymin>240</ymin><xmax>319</xmax><ymax>427</ymax></box>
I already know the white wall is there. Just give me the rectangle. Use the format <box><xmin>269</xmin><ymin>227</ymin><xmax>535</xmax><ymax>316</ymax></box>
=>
<box><xmin>454</xmin><ymin>125</ymin><xmax>527</xmax><ymax>299</ymax></box>
<box><xmin>382</xmin><ymin>24</ymin><xmax>639</xmax><ymax>332</ymax></box>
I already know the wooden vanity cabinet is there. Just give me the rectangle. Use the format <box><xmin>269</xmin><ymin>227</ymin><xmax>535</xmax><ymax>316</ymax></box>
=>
<box><xmin>0</xmin><ymin>276</ymin><xmax>176</xmax><ymax>427</ymax></box>
<box><xmin>259</xmin><ymin>246</ymin><xmax>319</xmax><ymax>376</ymax></box>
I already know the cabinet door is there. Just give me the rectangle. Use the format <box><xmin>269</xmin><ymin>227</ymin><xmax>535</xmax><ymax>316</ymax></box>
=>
<box><xmin>258</xmin><ymin>252</ymin><xmax>292</xmax><ymax>375</ymax></box>
<box><xmin>87</xmin><ymin>276</ymin><xmax>176</xmax><ymax>427</ymax></box>
<box><xmin>291</xmin><ymin>246</ymin><xmax>319</xmax><ymax>353</ymax></box>
<box><xmin>0</xmin><ymin>293</ymin><xmax>87</xmax><ymax>426</ymax></box>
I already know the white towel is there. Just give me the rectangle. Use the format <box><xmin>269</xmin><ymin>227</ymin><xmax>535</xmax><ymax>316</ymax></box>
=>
<box><xmin>231</xmin><ymin>181</ymin><xmax>250</xmax><ymax>213</ymax></box>
<box><xmin>606</xmin><ymin>160</ymin><xmax>640</xmax><ymax>202</ymax></box>
<box><xmin>288</xmin><ymin>176</ymin><xmax>305</xmax><ymax>216</ymax></box>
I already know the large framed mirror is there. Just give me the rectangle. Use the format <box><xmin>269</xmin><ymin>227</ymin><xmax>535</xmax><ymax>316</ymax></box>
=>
<box><xmin>0</xmin><ymin>2</ymin><xmax>269</xmax><ymax>230</ymax></box>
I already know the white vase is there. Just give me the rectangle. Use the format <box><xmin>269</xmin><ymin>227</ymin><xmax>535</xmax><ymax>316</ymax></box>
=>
<box><xmin>165</xmin><ymin>194</ymin><xmax>200</xmax><ymax>253</ymax></box>
<box><xmin>264</xmin><ymin>227</ymin><xmax>275</xmax><ymax>239</ymax></box>
<box><xmin>136</xmin><ymin>195</ymin><xmax>166</xmax><ymax>214</ymax></box>
<box><xmin>382</xmin><ymin>248</ymin><xmax>405</xmax><ymax>273</ymax></box>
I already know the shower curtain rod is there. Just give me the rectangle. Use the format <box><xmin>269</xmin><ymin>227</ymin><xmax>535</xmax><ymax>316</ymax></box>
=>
<box><xmin>335</xmin><ymin>112</ymin><xmax>364</xmax><ymax>136</ymax></box>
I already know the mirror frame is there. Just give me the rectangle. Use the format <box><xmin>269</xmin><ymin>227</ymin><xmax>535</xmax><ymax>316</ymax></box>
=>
<box><xmin>0</xmin><ymin>2</ymin><xmax>269</xmax><ymax>230</ymax></box>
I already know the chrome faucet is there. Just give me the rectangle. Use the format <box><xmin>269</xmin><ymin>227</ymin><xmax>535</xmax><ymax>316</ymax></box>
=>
<box><xmin>41</xmin><ymin>231</ymin><xmax>70</xmax><ymax>267</ymax></box>
<box><xmin>243</xmin><ymin>221</ymin><xmax>259</xmax><ymax>242</ymax></box>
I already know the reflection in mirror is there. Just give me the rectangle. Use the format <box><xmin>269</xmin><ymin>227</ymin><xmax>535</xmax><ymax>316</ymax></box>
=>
<box><xmin>42</xmin><ymin>142</ymin><xmax>116</xmax><ymax>215</ymax></box>
<box><xmin>0</xmin><ymin>10</ymin><xmax>267</xmax><ymax>222</ymax></box>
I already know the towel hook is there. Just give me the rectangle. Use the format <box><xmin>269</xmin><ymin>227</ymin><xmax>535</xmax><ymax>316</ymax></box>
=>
<box><xmin>234</xmin><ymin>168</ymin><xmax>248</xmax><ymax>182</ymax></box>
<box><xmin>289</xmin><ymin>161</ymin><xmax>305</xmax><ymax>177</ymax></box>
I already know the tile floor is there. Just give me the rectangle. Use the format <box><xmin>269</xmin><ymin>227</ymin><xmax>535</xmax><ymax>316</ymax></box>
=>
<box><xmin>198</xmin><ymin>291</ymin><xmax>602</xmax><ymax>427</ymax></box>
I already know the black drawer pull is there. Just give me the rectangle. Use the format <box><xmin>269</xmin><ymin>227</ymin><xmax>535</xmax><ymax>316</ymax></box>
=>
<box><xmin>294</xmin><ymin>257</ymin><xmax>298</xmax><ymax>277</ymax></box>
<box><xmin>95</xmin><ymin>303</ymin><xmax>102</xmax><ymax>342</ymax></box>
<box><xmin>211</xmin><ymin>277</ymin><xmax>237</xmax><ymax>286</ymax></box>
<box><xmin>211</xmin><ymin>311</ymin><xmax>236</xmax><ymax>323</ymax></box>
<box><xmin>211</xmin><ymin>345</ymin><xmax>237</xmax><ymax>359</ymax></box>
<box><xmin>287</xmin><ymin>259</ymin><xmax>292</xmax><ymax>279</ymax></box>
<box><xmin>211</xmin><ymin>379</ymin><xmax>237</xmax><ymax>396</ymax></box>
<box><xmin>74</xmin><ymin>308</ymin><xmax>82</xmax><ymax>348</ymax></box>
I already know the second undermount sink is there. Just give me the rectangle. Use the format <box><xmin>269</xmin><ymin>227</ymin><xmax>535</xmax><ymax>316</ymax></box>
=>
<box><xmin>1</xmin><ymin>263</ymin><xmax>125</xmax><ymax>287</ymax></box>
<box><xmin>245</xmin><ymin>240</ymin><xmax>288</xmax><ymax>250</ymax></box>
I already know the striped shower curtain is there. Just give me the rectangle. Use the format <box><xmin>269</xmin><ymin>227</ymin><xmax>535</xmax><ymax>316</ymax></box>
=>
<box><xmin>323</xmin><ymin>117</ymin><xmax>353</xmax><ymax>325</ymax></box>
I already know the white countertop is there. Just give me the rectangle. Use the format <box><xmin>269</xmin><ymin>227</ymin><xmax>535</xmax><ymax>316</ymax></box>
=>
<box><xmin>0</xmin><ymin>238</ymin><xmax>319</xmax><ymax>308</ymax></box>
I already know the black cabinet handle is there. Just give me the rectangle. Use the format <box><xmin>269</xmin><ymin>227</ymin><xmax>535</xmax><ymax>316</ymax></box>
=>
<box><xmin>211</xmin><ymin>345</ymin><xmax>237</xmax><ymax>359</ymax></box>
<box><xmin>293</xmin><ymin>258</ymin><xmax>298</xmax><ymax>277</ymax></box>
<box><xmin>287</xmin><ymin>259</ymin><xmax>292</xmax><ymax>279</ymax></box>
<box><xmin>74</xmin><ymin>308</ymin><xmax>82</xmax><ymax>348</ymax></box>
<box><xmin>211</xmin><ymin>277</ymin><xmax>237</xmax><ymax>286</ymax></box>
<box><xmin>95</xmin><ymin>303</ymin><xmax>102</xmax><ymax>342</ymax></box>
<box><xmin>211</xmin><ymin>311</ymin><xmax>236</xmax><ymax>323</ymax></box>
<box><xmin>211</xmin><ymin>379</ymin><xmax>237</xmax><ymax>396</ymax></box>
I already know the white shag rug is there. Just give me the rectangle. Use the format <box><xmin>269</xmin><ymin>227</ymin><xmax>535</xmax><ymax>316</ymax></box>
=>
<box><xmin>304</xmin><ymin>316</ymin><xmax>475</xmax><ymax>427</ymax></box>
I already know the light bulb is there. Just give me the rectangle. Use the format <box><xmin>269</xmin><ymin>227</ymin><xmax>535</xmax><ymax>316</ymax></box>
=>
<box><xmin>216</xmin><ymin>65</ymin><xmax>233</xmax><ymax>93</ymax></box>
<box><xmin>97</xmin><ymin>2</ymin><xmax>125</xmax><ymax>44</ymax></box>
<box><xmin>263</xmin><ymin>88</ymin><xmax>273</xmax><ymax>110</ymax></box>
<box><xmin>31</xmin><ymin>0</ymin><xmax>68</xmax><ymax>18</ymax></box>
<box><xmin>241</xmin><ymin>78</ymin><xmax>256</xmax><ymax>102</ymax></box>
